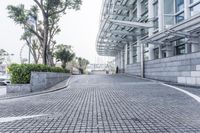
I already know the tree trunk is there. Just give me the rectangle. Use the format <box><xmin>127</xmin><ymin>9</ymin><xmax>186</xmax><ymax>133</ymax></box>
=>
<box><xmin>43</xmin><ymin>14</ymin><xmax>49</xmax><ymax>65</ymax></box>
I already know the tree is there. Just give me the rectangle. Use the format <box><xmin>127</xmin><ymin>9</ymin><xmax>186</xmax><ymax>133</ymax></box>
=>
<box><xmin>0</xmin><ymin>49</ymin><xmax>7</xmax><ymax>65</ymax></box>
<box><xmin>77</xmin><ymin>57</ymin><xmax>89</xmax><ymax>74</ymax></box>
<box><xmin>7</xmin><ymin>0</ymin><xmax>82</xmax><ymax>65</ymax></box>
<box><xmin>21</xmin><ymin>30</ymin><xmax>42</xmax><ymax>64</ymax></box>
<box><xmin>54</xmin><ymin>44</ymin><xmax>75</xmax><ymax>69</ymax></box>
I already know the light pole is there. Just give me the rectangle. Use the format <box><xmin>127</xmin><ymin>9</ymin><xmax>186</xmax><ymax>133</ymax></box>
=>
<box><xmin>27</xmin><ymin>15</ymin><xmax>36</xmax><ymax>64</ymax></box>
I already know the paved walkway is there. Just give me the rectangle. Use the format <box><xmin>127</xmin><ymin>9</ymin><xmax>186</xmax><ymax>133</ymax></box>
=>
<box><xmin>0</xmin><ymin>75</ymin><xmax>199</xmax><ymax>132</ymax></box>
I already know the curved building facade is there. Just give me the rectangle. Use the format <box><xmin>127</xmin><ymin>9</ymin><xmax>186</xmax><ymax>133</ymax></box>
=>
<box><xmin>96</xmin><ymin>0</ymin><xmax>200</xmax><ymax>86</ymax></box>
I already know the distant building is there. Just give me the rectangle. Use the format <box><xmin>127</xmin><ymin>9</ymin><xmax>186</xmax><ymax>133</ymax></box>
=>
<box><xmin>96</xmin><ymin>0</ymin><xmax>200</xmax><ymax>86</ymax></box>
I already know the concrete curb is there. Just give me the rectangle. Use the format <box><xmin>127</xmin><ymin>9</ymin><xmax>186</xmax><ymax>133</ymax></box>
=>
<box><xmin>0</xmin><ymin>76</ymin><xmax>72</xmax><ymax>101</ymax></box>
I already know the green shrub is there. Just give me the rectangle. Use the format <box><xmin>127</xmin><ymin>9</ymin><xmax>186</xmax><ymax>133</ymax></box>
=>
<box><xmin>9</xmin><ymin>64</ymin><xmax>69</xmax><ymax>84</ymax></box>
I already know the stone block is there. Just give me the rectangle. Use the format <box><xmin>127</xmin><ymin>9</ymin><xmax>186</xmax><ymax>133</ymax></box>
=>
<box><xmin>196</xmin><ymin>78</ymin><xmax>200</xmax><ymax>85</ymax></box>
<box><xmin>177</xmin><ymin>77</ymin><xmax>186</xmax><ymax>84</ymax></box>
<box><xmin>196</xmin><ymin>65</ymin><xmax>200</xmax><ymax>71</ymax></box>
<box><xmin>186</xmin><ymin>77</ymin><xmax>196</xmax><ymax>85</ymax></box>
<box><xmin>180</xmin><ymin>71</ymin><xmax>191</xmax><ymax>77</ymax></box>
<box><xmin>191</xmin><ymin>71</ymin><xmax>200</xmax><ymax>77</ymax></box>
<box><xmin>6</xmin><ymin>84</ymin><xmax>31</xmax><ymax>93</ymax></box>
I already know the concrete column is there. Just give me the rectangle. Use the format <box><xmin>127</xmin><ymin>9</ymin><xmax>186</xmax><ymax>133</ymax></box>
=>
<box><xmin>158</xmin><ymin>45</ymin><xmax>162</xmax><ymax>58</ymax></box>
<box><xmin>137</xmin><ymin>37</ymin><xmax>141</xmax><ymax>62</ymax></box>
<box><xmin>148</xmin><ymin>0</ymin><xmax>155</xmax><ymax>60</ymax></box>
<box><xmin>136</xmin><ymin>0</ymin><xmax>142</xmax><ymax>63</ymax></box>
<box><xmin>116</xmin><ymin>52</ymin><xmax>121</xmax><ymax>69</ymax></box>
<box><xmin>137</xmin><ymin>0</ymin><xmax>141</xmax><ymax>19</ymax></box>
<box><xmin>130</xmin><ymin>44</ymin><xmax>133</xmax><ymax>64</ymax></box>
<box><xmin>184</xmin><ymin>0</ymin><xmax>190</xmax><ymax>20</ymax></box>
<box><xmin>158</xmin><ymin>0</ymin><xmax>164</xmax><ymax>31</ymax></box>
<box><xmin>166</xmin><ymin>45</ymin><xmax>173</xmax><ymax>57</ymax></box>
<box><xmin>124</xmin><ymin>44</ymin><xmax>127</xmax><ymax>68</ymax></box>
<box><xmin>185</xmin><ymin>44</ymin><xmax>191</xmax><ymax>53</ymax></box>
<box><xmin>191</xmin><ymin>38</ymin><xmax>200</xmax><ymax>52</ymax></box>
<box><xmin>120</xmin><ymin>50</ymin><xmax>124</xmax><ymax>69</ymax></box>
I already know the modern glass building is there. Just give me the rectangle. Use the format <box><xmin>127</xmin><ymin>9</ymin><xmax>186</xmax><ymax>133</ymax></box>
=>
<box><xmin>96</xmin><ymin>0</ymin><xmax>200</xmax><ymax>86</ymax></box>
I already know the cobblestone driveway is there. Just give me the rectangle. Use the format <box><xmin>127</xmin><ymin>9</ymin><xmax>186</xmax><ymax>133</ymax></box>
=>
<box><xmin>0</xmin><ymin>75</ymin><xmax>199</xmax><ymax>133</ymax></box>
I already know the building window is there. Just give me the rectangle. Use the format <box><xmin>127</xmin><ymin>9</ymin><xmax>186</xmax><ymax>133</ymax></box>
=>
<box><xmin>164</xmin><ymin>0</ymin><xmax>175</xmax><ymax>27</ymax></box>
<box><xmin>153</xmin><ymin>48</ymin><xmax>159</xmax><ymax>59</ymax></box>
<box><xmin>190</xmin><ymin>2</ymin><xmax>200</xmax><ymax>16</ymax></box>
<box><xmin>132</xmin><ymin>45</ymin><xmax>137</xmax><ymax>63</ymax></box>
<box><xmin>161</xmin><ymin>45</ymin><xmax>167</xmax><ymax>58</ymax></box>
<box><xmin>153</xmin><ymin>1</ymin><xmax>158</xmax><ymax>30</ymax></box>
<box><xmin>141</xmin><ymin>0</ymin><xmax>148</xmax><ymax>15</ymax></box>
<box><xmin>176</xmin><ymin>12</ymin><xmax>184</xmax><ymax>23</ymax></box>
<box><xmin>175</xmin><ymin>44</ymin><xmax>185</xmax><ymax>55</ymax></box>
<box><xmin>176</xmin><ymin>0</ymin><xmax>184</xmax><ymax>12</ymax></box>
<box><xmin>175</xmin><ymin>38</ymin><xmax>186</xmax><ymax>55</ymax></box>
<box><xmin>190</xmin><ymin>0</ymin><xmax>200</xmax><ymax>4</ymax></box>
<box><xmin>153</xmin><ymin>1</ymin><xmax>158</xmax><ymax>17</ymax></box>
<box><xmin>144</xmin><ymin>51</ymin><xmax>149</xmax><ymax>61</ymax></box>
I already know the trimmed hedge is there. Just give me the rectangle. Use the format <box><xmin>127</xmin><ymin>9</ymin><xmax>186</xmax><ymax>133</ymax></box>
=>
<box><xmin>9</xmin><ymin>64</ymin><xmax>69</xmax><ymax>84</ymax></box>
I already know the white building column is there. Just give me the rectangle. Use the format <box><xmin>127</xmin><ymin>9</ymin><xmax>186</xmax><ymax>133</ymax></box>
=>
<box><xmin>191</xmin><ymin>38</ymin><xmax>200</xmax><ymax>52</ymax></box>
<box><xmin>148</xmin><ymin>0</ymin><xmax>155</xmax><ymax>60</ymax></box>
<box><xmin>120</xmin><ymin>50</ymin><xmax>124</xmax><ymax>69</ymax></box>
<box><xmin>116</xmin><ymin>52</ymin><xmax>121</xmax><ymax>68</ymax></box>
<box><xmin>183</xmin><ymin>0</ymin><xmax>191</xmax><ymax>54</ymax></box>
<box><xmin>137</xmin><ymin>37</ymin><xmax>141</xmax><ymax>62</ymax></box>
<box><xmin>124</xmin><ymin>44</ymin><xmax>128</xmax><ymax>68</ymax></box>
<box><xmin>184</xmin><ymin>0</ymin><xmax>190</xmax><ymax>20</ymax></box>
<box><xmin>158</xmin><ymin>45</ymin><xmax>162</xmax><ymax>58</ymax></box>
<box><xmin>166</xmin><ymin>45</ymin><xmax>174</xmax><ymax>57</ymax></box>
<box><xmin>158</xmin><ymin>0</ymin><xmax>164</xmax><ymax>31</ymax></box>
<box><xmin>130</xmin><ymin>44</ymin><xmax>133</xmax><ymax>64</ymax></box>
<box><xmin>136</xmin><ymin>0</ymin><xmax>141</xmax><ymax>63</ymax></box>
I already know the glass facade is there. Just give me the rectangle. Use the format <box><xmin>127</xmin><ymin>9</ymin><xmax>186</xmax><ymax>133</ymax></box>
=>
<box><xmin>153</xmin><ymin>1</ymin><xmax>158</xmax><ymax>30</ymax></box>
<box><xmin>164</xmin><ymin>0</ymin><xmax>175</xmax><ymax>26</ymax></box>
<box><xmin>153</xmin><ymin>48</ymin><xmax>159</xmax><ymax>59</ymax></box>
<box><xmin>176</xmin><ymin>12</ymin><xmax>184</xmax><ymax>23</ymax></box>
<box><xmin>190</xmin><ymin>3</ymin><xmax>200</xmax><ymax>16</ymax></box>
<box><xmin>175</xmin><ymin>0</ymin><xmax>184</xmax><ymax>12</ymax></box>
<box><xmin>190</xmin><ymin>0</ymin><xmax>200</xmax><ymax>4</ymax></box>
<box><xmin>132</xmin><ymin>45</ymin><xmax>137</xmax><ymax>63</ymax></box>
<box><xmin>174</xmin><ymin>38</ymin><xmax>186</xmax><ymax>55</ymax></box>
<box><xmin>175</xmin><ymin>45</ymin><xmax>185</xmax><ymax>55</ymax></box>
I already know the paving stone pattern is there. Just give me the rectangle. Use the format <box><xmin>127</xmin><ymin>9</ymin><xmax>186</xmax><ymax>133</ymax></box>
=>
<box><xmin>0</xmin><ymin>75</ymin><xmax>199</xmax><ymax>133</ymax></box>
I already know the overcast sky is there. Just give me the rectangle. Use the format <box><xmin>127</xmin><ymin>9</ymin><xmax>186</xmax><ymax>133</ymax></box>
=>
<box><xmin>0</xmin><ymin>0</ymin><xmax>111</xmax><ymax>64</ymax></box>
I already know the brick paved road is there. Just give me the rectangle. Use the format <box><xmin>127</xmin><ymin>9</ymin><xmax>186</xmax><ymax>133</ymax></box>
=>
<box><xmin>0</xmin><ymin>75</ymin><xmax>199</xmax><ymax>133</ymax></box>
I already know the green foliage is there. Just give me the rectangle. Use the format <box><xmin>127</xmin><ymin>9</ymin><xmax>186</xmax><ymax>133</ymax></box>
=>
<box><xmin>76</xmin><ymin>57</ymin><xmax>89</xmax><ymax>74</ymax></box>
<box><xmin>9</xmin><ymin>64</ymin><xmax>69</xmax><ymax>84</ymax></box>
<box><xmin>54</xmin><ymin>44</ymin><xmax>75</xmax><ymax>69</ymax></box>
<box><xmin>7</xmin><ymin>0</ymin><xmax>82</xmax><ymax>65</ymax></box>
<box><xmin>7</xmin><ymin>4</ymin><xmax>28</xmax><ymax>25</ymax></box>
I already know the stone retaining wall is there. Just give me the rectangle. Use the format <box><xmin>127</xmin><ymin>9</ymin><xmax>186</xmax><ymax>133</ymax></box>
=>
<box><xmin>7</xmin><ymin>72</ymin><xmax>70</xmax><ymax>93</ymax></box>
<box><xmin>125</xmin><ymin>52</ymin><xmax>200</xmax><ymax>84</ymax></box>
<box><xmin>6</xmin><ymin>84</ymin><xmax>31</xmax><ymax>93</ymax></box>
<box><xmin>30</xmin><ymin>72</ymin><xmax>70</xmax><ymax>92</ymax></box>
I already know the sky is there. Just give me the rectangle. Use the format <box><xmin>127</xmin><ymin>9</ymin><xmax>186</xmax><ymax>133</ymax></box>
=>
<box><xmin>0</xmin><ymin>0</ymin><xmax>112</xmax><ymax>64</ymax></box>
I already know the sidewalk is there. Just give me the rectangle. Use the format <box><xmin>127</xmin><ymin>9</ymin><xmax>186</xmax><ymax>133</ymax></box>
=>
<box><xmin>0</xmin><ymin>86</ymin><xmax>6</xmax><ymax>96</ymax></box>
<box><xmin>0</xmin><ymin>78</ymin><xmax>71</xmax><ymax>100</ymax></box>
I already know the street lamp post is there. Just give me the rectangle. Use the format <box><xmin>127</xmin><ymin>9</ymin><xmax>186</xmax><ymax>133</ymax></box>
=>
<box><xmin>27</xmin><ymin>15</ymin><xmax>36</xmax><ymax>64</ymax></box>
